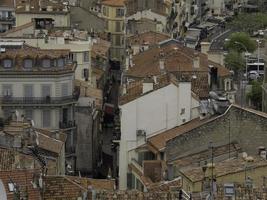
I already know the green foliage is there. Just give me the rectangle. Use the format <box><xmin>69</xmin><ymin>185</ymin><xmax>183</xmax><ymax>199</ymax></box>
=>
<box><xmin>225</xmin><ymin>32</ymin><xmax>256</xmax><ymax>53</ymax></box>
<box><xmin>227</xmin><ymin>12</ymin><xmax>267</xmax><ymax>34</ymax></box>
<box><xmin>247</xmin><ymin>80</ymin><xmax>262</xmax><ymax>110</ymax></box>
<box><xmin>224</xmin><ymin>50</ymin><xmax>245</xmax><ymax>74</ymax></box>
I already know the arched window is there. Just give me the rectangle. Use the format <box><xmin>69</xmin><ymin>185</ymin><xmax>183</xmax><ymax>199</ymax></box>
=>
<box><xmin>23</xmin><ymin>59</ymin><xmax>33</xmax><ymax>69</ymax></box>
<box><xmin>42</xmin><ymin>59</ymin><xmax>51</xmax><ymax>68</ymax></box>
<box><xmin>3</xmin><ymin>59</ymin><xmax>12</xmax><ymax>68</ymax></box>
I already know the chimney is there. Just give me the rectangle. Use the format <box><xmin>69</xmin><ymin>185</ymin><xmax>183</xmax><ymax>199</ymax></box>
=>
<box><xmin>143</xmin><ymin>82</ymin><xmax>154</xmax><ymax>94</ymax></box>
<box><xmin>159</xmin><ymin>59</ymin><xmax>165</xmax><ymax>71</ymax></box>
<box><xmin>47</xmin><ymin>6</ymin><xmax>53</xmax><ymax>11</ymax></box>
<box><xmin>25</xmin><ymin>4</ymin><xmax>30</xmax><ymax>11</ymax></box>
<box><xmin>193</xmin><ymin>54</ymin><xmax>200</xmax><ymax>69</ymax></box>
<box><xmin>122</xmin><ymin>84</ymin><xmax>127</xmax><ymax>95</ymax></box>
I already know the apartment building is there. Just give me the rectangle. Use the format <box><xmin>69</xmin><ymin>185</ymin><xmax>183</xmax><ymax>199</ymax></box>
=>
<box><xmin>0</xmin><ymin>0</ymin><xmax>15</xmax><ymax>32</ymax></box>
<box><xmin>101</xmin><ymin>0</ymin><xmax>126</xmax><ymax>64</ymax></box>
<box><xmin>15</xmin><ymin>0</ymin><xmax>70</xmax><ymax>28</ymax></box>
<box><xmin>0</xmin><ymin>42</ymin><xmax>78</xmax><ymax>171</ymax></box>
<box><xmin>118</xmin><ymin>74</ymin><xmax>200</xmax><ymax>190</ymax></box>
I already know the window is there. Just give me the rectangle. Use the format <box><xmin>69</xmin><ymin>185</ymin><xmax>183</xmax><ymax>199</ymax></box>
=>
<box><xmin>83</xmin><ymin>68</ymin><xmax>89</xmax><ymax>80</ymax></box>
<box><xmin>57</xmin><ymin>58</ymin><xmax>64</xmax><ymax>67</ymax></box>
<box><xmin>24</xmin><ymin>84</ymin><xmax>33</xmax><ymax>98</ymax></box>
<box><xmin>61</xmin><ymin>83</ymin><xmax>69</xmax><ymax>97</ymax></box>
<box><xmin>115</xmin><ymin>21</ymin><xmax>121</xmax><ymax>32</ymax></box>
<box><xmin>3</xmin><ymin>59</ymin><xmax>12</xmax><ymax>68</ymax></box>
<box><xmin>41</xmin><ymin>84</ymin><xmax>51</xmax><ymax>97</ymax></box>
<box><xmin>2</xmin><ymin>84</ymin><xmax>12</xmax><ymax>96</ymax></box>
<box><xmin>69</xmin><ymin>53</ymin><xmax>77</xmax><ymax>62</ymax></box>
<box><xmin>25</xmin><ymin>110</ymin><xmax>33</xmax><ymax>120</ymax></box>
<box><xmin>42</xmin><ymin>59</ymin><xmax>51</xmax><ymax>68</ymax></box>
<box><xmin>116</xmin><ymin>8</ymin><xmax>124</xmax><ymax>17</ymax></box>
<box><xmin>103</xmin><ymin>6</ymin><xmax>107</xmax><ymax>16</ymax></box>
<box><xmin>83</xmin><ymin>51</ymin><xmax>89</xmax><ymax>62</ymax></box>
<box><xmin>23</xmin><ymin>59</ymin><xmax>33</xmax><ymax>69</ymax></box>
<box><xmin>42</xmin><ymin>110</ymin><xmax>51</xmax><ymax>128</ymax></box>
<box><xmin>115</xmin><ymin>35</ymin><xmax>121</xmax><ymax>46</ymax></box>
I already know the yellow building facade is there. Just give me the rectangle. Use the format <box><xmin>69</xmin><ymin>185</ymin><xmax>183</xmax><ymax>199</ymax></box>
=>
<box><xmin>101</xmin><ymin>0</ymin><xmax>125</xmax><ymax>63</ymax></box>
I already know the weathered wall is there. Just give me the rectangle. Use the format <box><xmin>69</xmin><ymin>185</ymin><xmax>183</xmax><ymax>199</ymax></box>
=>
<box><xmin>166</xmin><ymin>106</ymin><xmax>267</xmax><ymax>161</ymax></box>
<box><xmin>94</xmin><ymin>191</ymin><xmax>181</xmax><ymax>200</ymax></box>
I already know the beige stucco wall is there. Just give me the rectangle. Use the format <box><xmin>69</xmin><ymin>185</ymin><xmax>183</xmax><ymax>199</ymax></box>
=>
<box><xmin>15</xmin><ymin>12</ymin><xmax>70</xmax><ymax>27</ymax></box>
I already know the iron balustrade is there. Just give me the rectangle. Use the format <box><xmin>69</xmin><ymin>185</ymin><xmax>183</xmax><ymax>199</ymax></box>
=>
<box><xmin>0</xmin><ymin>95</ymin><xmax>77</xmax><ymax>105</ymax></box>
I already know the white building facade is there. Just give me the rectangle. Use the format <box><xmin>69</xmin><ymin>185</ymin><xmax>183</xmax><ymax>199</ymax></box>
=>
<box><xmin>118</xmin><ymin>78</ymin><xmax>199</xmax><ymax>190</ymax></box>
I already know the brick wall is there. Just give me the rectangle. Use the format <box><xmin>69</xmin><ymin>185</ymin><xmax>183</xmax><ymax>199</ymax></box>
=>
<box><xmin>166</xmin><ymin>106</ymin><xmax>267</xmax><ymax>161</ymax></box>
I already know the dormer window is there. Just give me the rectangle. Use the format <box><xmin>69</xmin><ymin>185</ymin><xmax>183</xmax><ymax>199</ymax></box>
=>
<box><xmin>42</xmin><ymin>59</ymin><xmax>51</xmax><ymax>68</ymax></box>
<box><xmin>23</xmin><ymin>59</ymin><xmax>33</xmax><ymax>69</ymax></box>
<box><xmin>57</xmin><ymin>58</ymin><xmax>64</xmax><ymax>67</ymax></box>
<box><xmin>3</xmin><ymin>59</ymin><xmax>12</xmax><ymax>68</ymax></box>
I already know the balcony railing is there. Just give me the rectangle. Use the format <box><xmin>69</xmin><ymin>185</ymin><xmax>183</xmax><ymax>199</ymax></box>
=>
<box><xmin>0</xmin><ymin>95</ymin><xmax>78</xmax><ymax>105</ymax></box>
<box><xmin>0</xmin><ymin>16</ymin><xmax>15</xmax><ymax>22</ymax></box>
<box><xmin>59</xmin><ymin>120</ymin><xmax>76</xmax><ymax>129</ymax></box>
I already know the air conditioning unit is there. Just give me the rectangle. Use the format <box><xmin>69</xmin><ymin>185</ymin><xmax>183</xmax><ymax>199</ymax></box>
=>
<box><xmin>136</xmin><ymin>129</ymin><xmax>146</xmax><ymax>137</ymax></box>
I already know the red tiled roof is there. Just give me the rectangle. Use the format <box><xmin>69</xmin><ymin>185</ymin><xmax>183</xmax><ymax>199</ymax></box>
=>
<box><xmin>127</xmin><ymin>31</ymin><xmax>170</xmax><ymax>46</ymax></box>
<box><xmin>147</xmin><ymin>118</ymin><xmax>211</xmax><ymax>152</ymax></box>
<box><xmin>0</xmin><ymin>169</ymin><xmax>42</xmax><ymax>200</ymax></box>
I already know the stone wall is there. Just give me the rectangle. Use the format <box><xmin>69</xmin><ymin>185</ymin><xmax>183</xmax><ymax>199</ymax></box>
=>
<box><xmin>166</xmin><ymin>106</ymin><xmax>267</xmax><ymax>161</ymax></box>
<box><xmin>94</xmin><ymin>191</ymin><xmax>181</xmax><ymax>200</ymax></box>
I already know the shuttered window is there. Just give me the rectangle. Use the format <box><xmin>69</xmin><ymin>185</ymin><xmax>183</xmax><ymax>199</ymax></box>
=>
<box><xmin>61</xmin><ymin>83</ymin><xmax>69</xmax><ymax>97</ymax></box>
<box><xmin>83</xmin><ymin>51</ymin><xmax>89</xmax><ymax>62</ymax></box>
<box><xmin>2</xmin><ymin>84</ymin><xmax>12</xmax><ymax>96</ymax></box>
<box><xmin>42</xmin><ymin>110</ymin><xmax>51</xmax><ymax>128</ymax></box>
<box><xmin>41</xmin><ymin>84</ymin><xmax>51</xmax><ymax>97</ymax></box>
<box><xmin>24</xmin><ymin>84</ymin><xmax>33</xmax><ymax>98</ymax></box>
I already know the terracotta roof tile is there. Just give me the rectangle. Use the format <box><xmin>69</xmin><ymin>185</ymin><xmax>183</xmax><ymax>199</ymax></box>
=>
<box><xmin>208</xmin><ymin>60</ymin><xmax>231</xmax><ymax>77</ymax></box>
<box><xmin>147</xmin><ymin>118</ymin><xmax>211</xmax><ymax>152</ymax></box>
<box><xmin>127</xmin><ymin>31</ymin><xmax>170</xmax><ymax>46</ymax></box>
<box><xmin>0</xmin><ymin>169</ymin><xmax>42</xmax><ymax>200</ymax></box>
<box><xmin>119</xmin><ymin>73</ymin><xmax>179</xmax><ymax>105</ymax></box>
<box><xmin>126</xmin><ymin>41</ymin><xmax>211</xmax><ymax>98</ymax></box>
<box><xmin>92</xmin><ymin>38</ymin><xmax>111</xmax><ymax>59</ymax></box>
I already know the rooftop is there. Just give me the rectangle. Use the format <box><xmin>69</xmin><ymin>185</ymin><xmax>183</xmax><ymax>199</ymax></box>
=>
<box><xmin>0</xmin><ymin>44</ymin><xmax>76</xmax><ymax>75</ymax></box>
<box><xmin>147</xmin><ymin>117</ymin><xmax>212</xmax><ymax>152</ymax></box>
<box><xmin>0</xmin><ymin>0</ymin><xmax>15</xmax><ymax>8</ymax></box>
<box><xmin>0</xmin><ymin>169</ymin><xmax>42</xmax><ymax>200</ymax></box>
<box><xmin>92</xmin><ymin>38</ymin><xmax>111</xmax><ymax>59</ymax></box>
<box><xmin>119</xmin><ymin>73</ymin><xmax>179</xmax><ymax>105</ymax></box>
<box><xmin>180</xmin><ymin>157</ymin><xmax>267</xmax><ymax>182</ymax></box>
<box><xmin>127</xmin><ymin>31</ymin><xmax>170</xmax><ymax>46</ymax></box>
<box><xmin>102</xmin><ymin>0</ymin><xmax>125</xmax><ymax>7</ymax></box>
<box><xmin>16</xmin><ymin>0</ymin><xmax>69</xmax><ymax>14</ymax></box>
<box><xmin>171</xmin><ymin>142</ymin><xmax>241</xmax><ymax>168</ymax></box>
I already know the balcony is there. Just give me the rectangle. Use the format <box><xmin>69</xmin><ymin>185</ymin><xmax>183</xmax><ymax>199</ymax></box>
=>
<box><xmin>0</xmin><ymin>16</ymin><xmax>15</xmax><ymax>23</ymax></box>
<box><xmin>0</xmin><ymin>95</ymin><xmax>78</xmax><ymax>106</ymax></box>
<box><xmin>59</xmin><ymin>120</ymin><xmax>76</xmax><ymax>129</ymax></box>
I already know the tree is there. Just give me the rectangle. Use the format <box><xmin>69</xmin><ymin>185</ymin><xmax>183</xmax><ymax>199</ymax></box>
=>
<box><xmin>225</xmin><ymin>32</ymin><xmax>256</xmax><ymax>53</ymax></box>
<box><xmin>224</xmin><ymin>50</ymin><xmax>245</xmax><ymax>79</ymax></box>
<box><xmin>247</xmin><ymin>80</ymin><xmax>262</xmax><ymax>110</ymax></box>
<box><xmin>227</xmin><ymin>13</ymin><xmax>267</xmax><ymax>34</ymax></box>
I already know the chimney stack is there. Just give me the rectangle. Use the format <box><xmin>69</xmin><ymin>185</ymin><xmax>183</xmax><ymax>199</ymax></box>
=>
<box><xmin>193</xmin><ymin>53</ymin><xmax>200</xmax><ymax>69</ymax></box>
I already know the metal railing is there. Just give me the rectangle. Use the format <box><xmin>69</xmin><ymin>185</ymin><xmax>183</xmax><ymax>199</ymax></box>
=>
<box><xmin>0</xmin><ymin>16</ymin><xmax>15</xmax><ymax>22</ymax></box>
<box><xmin>59</xmin><ymin>120</ymin><xmax>76</xmax><ymax>129</ymax></box>
<box><xmin>0</xmin><ymin>95</ymin><xmax>77</xmax><ymax>105</ymax></box>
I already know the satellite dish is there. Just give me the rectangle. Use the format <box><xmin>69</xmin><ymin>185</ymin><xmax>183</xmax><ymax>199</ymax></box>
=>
<box><xmin>0</xmin><ymin>179</ymin><xmax>7</xmax><ymax>200</ymax></box>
